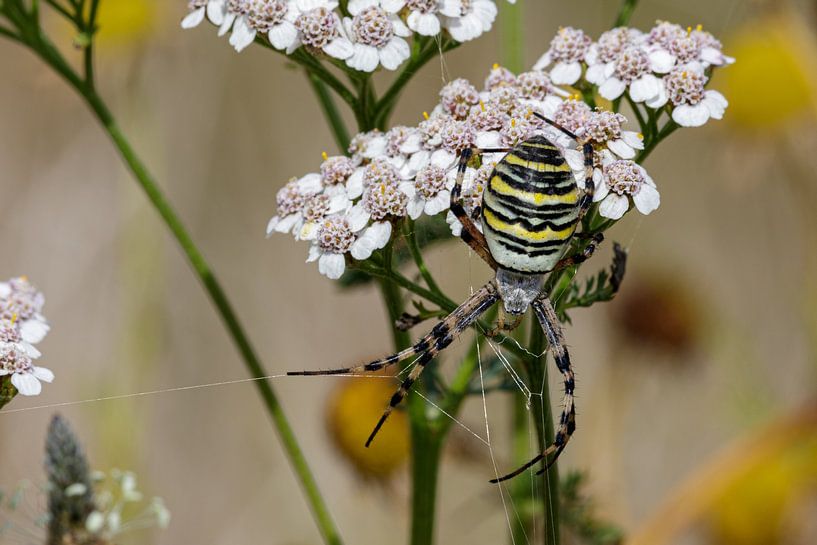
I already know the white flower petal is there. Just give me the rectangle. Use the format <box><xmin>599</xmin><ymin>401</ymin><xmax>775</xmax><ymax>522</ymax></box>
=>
<box><xmin>346</xmin><ymin>169</ymin><xmax>365</xmax><ymax>198</ymax></box>
<box><xmin>379</xmin><ymin>37</ymin><xmax>410</xmax><ymax>70</ymax></box>
<box><xmin>391</xmin><ymin>17</ymin><xmax>412</xmax><ymax>37</ymax></box>
<box><xmin>324</xmin><ymin>37</ymin><xmax>355</xmax><ymax>60</ymax></box>
<box><xmin>307</xmin><ymin>244</ymin><xmax>321</xmax><ymax>262</ymax></box>
<box><xmin>32</xmin><ymin>366</ymin><xmax>54</xmax><ymax>383</ymax></box>
<box><xmin>629</xmin><ymin>74</ymin><xmax>661</xmax><ymax>103</ymax></box>
<box><xmin>584</xmin><ymin>63</ymin><xmax>608</xmax><ymax>85</ymax></box>
<box><xmin>621</xmin><ymin>131</ymin><xmax>644</xmax><ymax>150</ymax></box>
<box><xmin>318</xmin><ymin>253</ymin><xmax>346</xmax><ymax>279</ymax></box>
<box><xmin>268</xmin><ymin>21</ymin><xmax>298</xmax><ymax>50</ymax></box>
<box><xmin>532</xmin><ymin>51</ymin><xmax>552</xmax><ymax>71</ymax></box>
<box><xmin>408</xmin><ymin>150</ymin><xmax>431</xmax><ymax>173</ymax></box>
<box><xmin>408</xmin><ymin>12</ymin><xmax>440</xmax><ymax>36</ymax></box>
<box><xmin>350</xmin><ymin>222</ymin><xmax>392</xmax><ymax>260</ymax></box>
<box><xmin>348</xmin><ymin>44</ymin><xmax>380</xmax><ymax>72</ymax></box>
<box><xmin>218</xmin><ymin>12</ymin><xmax>236</xmax><ymax>36</ymax></box>
<box><xmin>598</xmin><ymin>194</ymin><xmax>629</xmax><ymax>220</ymax></box>
<box><xmin>672</xmin><ymin>103</ymin><xmax>710</xmax><ymax>127</ymax></box>
<box><xmin>21</xmin><ymin>342</ymin><xmax>41</xmax><ymax>359</ymax></box>
<box><xmin>564</xmin><ymin>148</ymin><xmax>585</xmax><ymax>171</ymax></box>
<box><xmin>346</xmin><ymin>203</ymin><xmax>371</xmax><ymax>232</ymax></box>
<box><xmin>645</xmin><ymin>85</ymin><xmax>668</xmax><ymax>109</ymax></box>
<box><xmin>446</xmin><ymin>210</ymin><xmax>463</xmax><ymax>236</ymax></box>
<box><xmin>20</xmin><ymin>319</ymin><xmax>49</xmax><ymax>344</ymax></box>
<box><xmin>381</xmin><ymin>0</ymin><xmax>406</xmax><ymax>12</ymax></box>
<box><xmin>298</xmin><ymin>0</ymin><xmax>339</xmax><ymax>10</ymax></box>
<box><xmin>181</xmin><ymin>8</ymin><xmax>206</xmax><ymax>29</ymax></box>
<box><xmin>447</xmin><ymin>13</ymin><xmax>484</xmax><ymax>42</ymax></box>
<box><xmin>206</xmin><ymin>1</ymin><xmax>227</xmax><ymax>25</ymax></box>
<box><xmin>649</xmin><ymin>49</ymin><xmax>675</xmax><ymax>73</ymax></box>
<box><xmin>347</xmin><ymin>0</ymin><xmax>378</xmax><ymax>15</ymax></box>
<box><xmin>475</xmin><ymin>131</ymin><xmax>502</xmax><ymax>149</ymax></box>
<box><xmin>592</xmin><ymin>170</ymin><xmax>608</xmax><ymax>201</ymax></box>
<box><xmin>86</xmin><ymin>512</ymin><xmax>105</xmax><ymax>533</ymax></box>
<box><xmin>439</xmin><ymin>0</ymin><xmax>463</xmax><ymax>18</ymax></box>
<box><xmin>11</xmin><ymin>372</ymin><xmax>41</xmax><ymax>396</ymax></box>
<box><xmin>424</xmin><ymin>191</ymin><xmax>451</xmax><ymax>216</ymax></box>
<box><xmin>274</xmin><ymin>213</ymin><xmax>300</xmax><ymax>234</ymax></box>
<box><xmin>607</xmin><ymin>139</ymin><xmax>635</xmax><ymax>159</ymax></box>
<box><xmin>598</xmin><ymin>77</ymin><xmax>627</xmax><ymax>100</ymax></box>
<box><xmin>407</xmin><ymin>195</ymin><xmax>425</xmax><ymax>220</ymax></box>
<box><xmin>550</xmin><ymin>62</ymin><xmax>582</xmax><ymax>85</ymax></box>
<box><xmin>431</xmin><ymin>149</ymin><xmax>456</xmax><ymax>169</ymax></box>
<box><xmin>633</xmin><ymin>183</ymin><xmax>660</xmax><ymax>215</ymax></box>
<box><xmin>229</xmin><ymin>17</ymin><xmax>256</xmax><ymax>52</ymax></box>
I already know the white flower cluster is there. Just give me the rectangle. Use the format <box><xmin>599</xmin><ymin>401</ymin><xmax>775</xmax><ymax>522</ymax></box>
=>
<box><xmin>266</xmin><ymin>56</ymin><xmax>665</xmax><ymax>279</ymax></box>
<box><xmin>77</xmin><ymin>469</ymin><xmax>171</xmax><ymax>538</ymax></box>
<box><xmin>182</xmin><ymin>0</ymin><xmax>515</xmax><ymax>71</ymax></box>
<box><xmin>534</xmin><ymin>22</ymin><xmax>732</xmax><ymax>127</ymax></box>
<box><xmin>0</xmin><ymin>277</ymin><xmax>52</xmax><ymax>397</ymax></box>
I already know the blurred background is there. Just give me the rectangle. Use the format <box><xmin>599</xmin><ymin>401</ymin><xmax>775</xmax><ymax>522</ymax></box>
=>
<box><xmin>1</xmin><ymin>0</ymin><xmax>817</xmax><ymax>543</ymax></box>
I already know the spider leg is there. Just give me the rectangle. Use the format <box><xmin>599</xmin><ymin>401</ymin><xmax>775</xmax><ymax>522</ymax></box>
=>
<box><xmin>490</xmin><ymin>296</ymin><xmax>575</xmax><ymax>483</ymax></box>
<box><xmin>366</xmin><ymin>280</ymin><xmax>500</xmax><ymax>447</ymax></box>
<box><xmin>553</xmin><ymin>232</ymin><xmax>604</xmax><ymax>271</ymax></box>
<box><xmin>450</xmin><ymin>147</ymin><xmax>511</xmax><ymax>271</ymax></box>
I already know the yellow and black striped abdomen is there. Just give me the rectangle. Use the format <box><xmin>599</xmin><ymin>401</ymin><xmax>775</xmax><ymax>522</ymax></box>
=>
<box><xmin>482</xmin><ymin>136</ymin><xmax>580</xmax><ymax>273</ymax></box>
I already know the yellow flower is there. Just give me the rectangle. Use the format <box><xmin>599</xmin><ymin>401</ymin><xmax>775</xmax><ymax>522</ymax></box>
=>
<box><xmin>89</xmin><ymin>0</ymin><xmax>163</xmax><ymax>49</ymax></box>
<box><xmin>719</xmin><ymin>12</ymin><xmax>817</xmax><ymax>130</ymax></box>
<box><xmin>326</xmin><ymin>377</ymin><xmax>410</xmax><ymax>479</ymax></box>
<box><xmin>709</xmin><ymin>435</ymin><xmax>817</xmax><ymax>545</ymax></box>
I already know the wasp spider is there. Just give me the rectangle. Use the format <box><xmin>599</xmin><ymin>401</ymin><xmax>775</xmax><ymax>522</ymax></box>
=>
<box><xmin>291</xmin><ymin>114</ymin><xmax>607</xmax><ymax>483</ymax></box>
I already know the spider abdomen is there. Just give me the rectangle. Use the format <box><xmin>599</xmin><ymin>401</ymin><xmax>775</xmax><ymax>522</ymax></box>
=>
<box><xmin>482</xmin><ymin>135</ymin><xmax>580</xmax><ymax>273</ymax></box>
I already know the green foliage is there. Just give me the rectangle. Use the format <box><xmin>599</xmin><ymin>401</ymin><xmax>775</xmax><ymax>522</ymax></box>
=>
<box><xmin>558</xmin><ymin>243</ymin><xmax>628</xmax><ymax>323</ymax></box>
<box><xmin>561</xmin><ymin>471</ymin><xmax>625</xmax><ymax>545</ymax></box>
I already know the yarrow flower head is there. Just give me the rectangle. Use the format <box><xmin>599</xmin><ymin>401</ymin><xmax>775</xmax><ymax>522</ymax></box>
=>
<box><xmin>344</xmin><ymin>3</ymin><xmax>411</xmax><ymax>72</ymax></box>
<box><xmin>265</xmin><ymin>24</ymin><xmax>732</xmax><ymax>279</ymax></box>
<box><xmin>0</xmin><ymin>278</ymin><xmax>52</xmax><ymax>399</ymax></box>
<box><xmin>593</xmin><ymin>157</ymin><xmax>659</xmax><ymax>219</ymax></box>
<box><xmin>534</xmin><ymin>26</ymin><xmax>592</xmax><ymax>85</ymax></box>
<box><xmin>649</xmin><ymin>68</ymin><xmax>728</xmax><ymax>127</ymax></box>
<box><xmin>182</xmin><ymin>0</ymin><xmax>518</xmax><ymax>69</ymax></box>
<box><xmin>439</xmin><ymin>0</ymin><xmax>499</xmax><ymax>43</ymax></box>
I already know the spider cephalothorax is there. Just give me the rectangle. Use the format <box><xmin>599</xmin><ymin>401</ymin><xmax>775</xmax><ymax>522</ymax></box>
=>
<box><xmin>291</xmin><ymin>114</ymin><xmax>615</xmax><ymax>483</ymax></box>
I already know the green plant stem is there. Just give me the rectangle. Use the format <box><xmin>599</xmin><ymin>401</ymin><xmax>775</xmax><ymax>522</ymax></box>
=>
<box><xmin>374</xmin><ymin>37</ymin><xmax>459</xmax><ymax>129</ymax></box>
<box><xmin>625</xmin><ymin>95</ymin><xmax>648</xmax><ymax>136</ymax></box>
<box><xmin>87</xmin><ymin>95</ymin><xmax>344</xmax><ymax>545</ymax></box>
<box><xmin>509</xmin><ymin>393</ymin><xmax>533</xmax><ymax>544</ymax></box>
<box><xmin>404</xmin><ymin>219</ymin><xmax>443</xmax><ymax>294</ymax></box>
<box><xmin>2</xmin><ymin>24</ymin><xmax>343</xmax><ymax>545</ymax></box>
<box><xmin>374</xmin><ymin>245</ymin><xmax>440</xmax><ymax>545</ymax></box>
<box><xmin>408</xmin><ymin>406</ymin><xmax>443</xmax><ymax>545</ymax></box>
<box><xmin>499</xmin><ymin>0</ymin><xmax>524</xmax><ymax>73</ymax></box>
<box><xmin>637</xmin><ymin>120</ymin><xmax>679</xmax><ymax>162</ymax></box>
<box><xmin>614</xmin><ymin>0</ymin><xmax>639</xmax><ymax>27</ymax></box>
<box><xmin>306</xmin><ymin>72</ymin><xmax>351</xmax><ymax>152</ymax></box>
<box><xmin>526</xmin><ymin>321</ymin><xmax>560</xmax><ymax>545</ymax></box>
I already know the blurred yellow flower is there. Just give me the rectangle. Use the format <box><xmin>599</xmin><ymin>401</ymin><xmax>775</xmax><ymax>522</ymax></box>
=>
<box><xmin>326</xmin><ymin>377</ymin><xmax>410</xmax><ymax>479</ymax></box>
<box><xmin>709</xmin><ymin>435</ymin><xmax>817</xmax><ymax>545</ymax></box>
<box><xmin>720</xmin><ymin>12</ymin><xmax>817</xmax><ymax>130</ymax></box>
<box><xmin>91</xmin><ymin>0</ymin><xmax>163</xmax><ymax>49</ymax></box>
